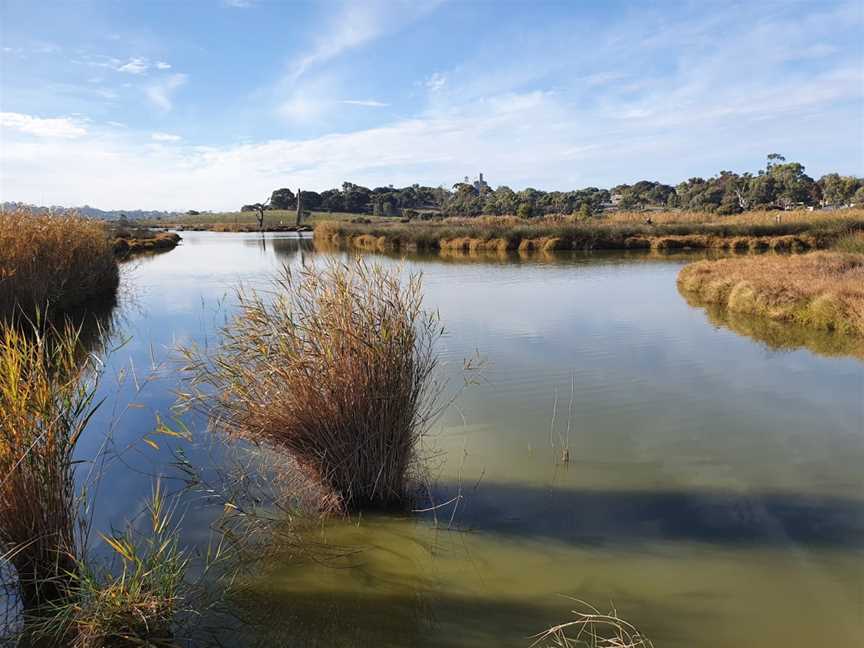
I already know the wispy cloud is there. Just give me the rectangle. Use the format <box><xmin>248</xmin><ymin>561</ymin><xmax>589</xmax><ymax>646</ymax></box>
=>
<box><xmin>0</xmin><ymin>112</ymin><xmax>87</xmax><ymax>138</ymax></box>
<box><xmin>285</xmin><ymin>1</ymin><xmax>444</xmax><ymax>83</ymax></box>
<box><xmin>222</xmin><ymin>0</ymin><xmax>255</xmax><ymax>7</ymax></box>
<box><xmin>151</xmin><ymin>132</ymin><xmax>182</xmax><ymax>142</ymax></box>
<box><xmin>155</xmin><ymin>61</ymin><xmax>172</xmax><ymax>70</ymax></box>
<box><xmin>145</xmin><ymin>73</ymin><xmax>188</xmax><ymax>111</ymax></box>
<box><xmin>116</xmin><ymin>57</ymin><xmax>149</xmax><ymax>74</ymax></box>
<box><xmin>424</xmin><ymin>72</ymin><xmax>447</xmax><ymax>92</ymax></box>
<box><xmin>339</xmin><ymin>99</ymin><xmax>389</xmax><ymax>107</ymax></box>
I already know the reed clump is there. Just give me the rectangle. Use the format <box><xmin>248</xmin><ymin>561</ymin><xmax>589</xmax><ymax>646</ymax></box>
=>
<box><xmin>532</xmin><ymin>600</ymin><xmax>653</xmax><ymax>648</ymax></box>
<box><xmin>181</xmin><ymin>258</ymin><xmax>443</xmax><ymax>512</ymax></box>
<box><xmin>678</xmin><ymin>252</ymin><xmax>864</xmax><ymax>336</ymax></box>
<box><xmin>0</xmin><ymin>323</ymin><xmax>100</xmax><ymax>611</ymax></box>
<box><xmin>0</xmin><ymin>211</ymin><xmax>119</xmax><ymax>321</ymax></box>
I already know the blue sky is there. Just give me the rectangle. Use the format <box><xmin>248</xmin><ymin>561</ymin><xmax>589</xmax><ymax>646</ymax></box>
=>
<box><xmin>1</xmin><ymin>0</ymin><xmax>862</xmax><ymax>211</ymax></box>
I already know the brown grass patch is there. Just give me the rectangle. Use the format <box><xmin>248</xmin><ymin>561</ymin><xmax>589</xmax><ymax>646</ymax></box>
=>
<box><xmin>678</xmin><ymin>252</ymin><xmax>864</xmax><ymax>335</ymax></box>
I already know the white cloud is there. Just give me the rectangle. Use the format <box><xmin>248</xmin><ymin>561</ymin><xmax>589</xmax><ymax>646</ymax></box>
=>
<box><xmin>155</xmin><ymin>61</ymin><xmax>172</xmax><ymax>70</ymax></box>
<box><xmin>222</xmin><ymin>0</ymin><xmax>254</xmax><ymax>7</ymax></box>
<box><xmin>338</xmin><ymin>99</ymin><xmax>389</xmax><ymax>107</ymax></box>
<box><xmin>425</xmin><ymin>72</ymin><xmax>447</xmax><ymax>92</ymax></box>
<box><xmin>116</xmin><ymin>57</ymin><xmax>149</xmax><ymax>74</ymax></box>
<box><xmin>151</xmin><ymin>132</ymin><xmax>182</xmax><ymax>142</ymax></box>
<box><xmin>145</xmin><ymin>73</ymin><xmax>188</xmax><ymax>111</ymax></box>
<box><xmin>0</xmin><ymin>112</ymin><xmax>87</xmax><ymax>138</ymax></box>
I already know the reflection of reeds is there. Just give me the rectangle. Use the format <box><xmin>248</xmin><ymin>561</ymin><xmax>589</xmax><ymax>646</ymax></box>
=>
<box><xmin>532</xmin><ymin>600</ymin><xmax>653</xmax><ymax>648</ymax></box>
<box><xmin>181</xmin><ymin>258</ymin><xmax>444</xmax><ymax>512</ymax></box>
<box><xmin>0</xmin><ymin>211</ymin><xmax>119</xmax><ymax>321</ymax></box>
<box><xmin>0</xmin><ymin>323</ymin><xmax>100</xmax><ymax>611</ymax></box>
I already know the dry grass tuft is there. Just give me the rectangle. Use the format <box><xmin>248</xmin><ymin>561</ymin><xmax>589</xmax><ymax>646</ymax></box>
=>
<box><xmin>0</xmin><ymin>211</ymin><xmax>118</xmax><ymax>321</ymax></box>
<box><xmin>181</xmin><ymin>258</ymin><xmax>444</xmax><ymax>512</ymax></box>
<box><xmin>678</xmin><ymin>252</ymin><xmax>864</xmax><ymax>336</ymax></box>
<box><xmin>532</xmin><ymin>600</ymin><xmax>653</xmax><ymax>648</ymax></box>
<box><xmin>0</xmin><ymin>322</ymin><xmax>101</xmax><ymax>611</ymax></box>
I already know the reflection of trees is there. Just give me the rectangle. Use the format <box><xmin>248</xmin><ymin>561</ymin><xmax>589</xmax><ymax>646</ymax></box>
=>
<box><xmin>680</xmin><ymin>289</ymin><xmax>864</xmax><ymax>359</ymax></box>
<box><xmin>271</xmin><ymin>236</ymin><xmax>313</xmax><ymax>263</ymax></box>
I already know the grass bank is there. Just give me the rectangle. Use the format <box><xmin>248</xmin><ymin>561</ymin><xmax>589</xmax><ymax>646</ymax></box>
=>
<box><xmin>155</xmin><ymin>209</ymin><xmax>394</xmax><ymax>231</ymax></box>
<box><xmin>313</xmin><ymin>209</ymin><xmax>864</xmax><ymax>253</ymax></box>
<box><xmin>0</xmin><ymin>211</ymin><xmax>119</xmax><ymax>321</ymax></box>
<box><xmin>111</xmin><ymin>229</ymin><xmax>181</xmax><ymax>257</ymax></box>
<box><xmin>678</xmin><ymin>252</ymin><xmax>864</xmax><ymax>336</ymax></box>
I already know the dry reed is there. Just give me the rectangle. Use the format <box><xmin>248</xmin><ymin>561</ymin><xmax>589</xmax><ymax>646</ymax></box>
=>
<box><xmin>532</xmin><ymin>600</ymin><xmax>653</xmax><ymax>648</ymax></box>
<box><xmin>180</xmin><ymin>258</ymin><xmax>444</xmax><ymax>512</ymax></box>
<box><xmin>0</xmin><ymin>211</ymin><xmax>119</xmax><ymax>321</ymax></box>
<box><xmin>678</xmin><ymin>252</ymin><xmax>864</xmax><ymax>335</ymax></box>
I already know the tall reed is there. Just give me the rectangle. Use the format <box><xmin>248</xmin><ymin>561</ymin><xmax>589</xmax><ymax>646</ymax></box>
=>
<box><xmin>0</xmin><ymin>210</ymin><xmax>119</xmax><ymax>321</ymax></box>
<box><xmin>181</xmin><ymin>258</ymin><xmax>444</xmax><ymax>511</ymax></box>
<box><xmin>0</xmin><ymin>322</ymin><xmax>101</xmax><ymax>611</ymax></box>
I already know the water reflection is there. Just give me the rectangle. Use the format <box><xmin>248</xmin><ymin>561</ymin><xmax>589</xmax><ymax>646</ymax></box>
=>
<box><xmin>79</xmin><ymin>233</ymin><xmax>862</xmax><ymax>648</ymax></box>
<box><xmin>680</xmin><ymin>289</ymin><xmax>864</xmax><ymax>359</ymax></box>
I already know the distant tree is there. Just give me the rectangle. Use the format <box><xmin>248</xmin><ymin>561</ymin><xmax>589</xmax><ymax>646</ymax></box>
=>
<box><xmin>516</xmin><ymin>203</ymin><xmax>534</xmax><ymax>219</ymax></box>
<box><xmin>270</xmin><ymin>188</ymin><xmax>296</xmax><ymax>210</ymax></box>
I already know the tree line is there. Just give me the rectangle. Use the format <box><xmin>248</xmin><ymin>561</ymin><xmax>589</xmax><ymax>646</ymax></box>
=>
<box><xmin>242</xmin><ymin>155</ymin><xmax>864</xmax><ymax>218</ymax></box>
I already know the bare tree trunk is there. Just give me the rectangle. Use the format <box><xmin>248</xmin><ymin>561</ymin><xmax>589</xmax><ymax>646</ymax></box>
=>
<box><xmin>295</xmin><ymin>188</ymin><xmax>303</xmax><ymax>227</ymax></box>
<box><xmin>256</xmin><ymin>205</ymin><xmax>265</xmax><ymax>231</ymax></box>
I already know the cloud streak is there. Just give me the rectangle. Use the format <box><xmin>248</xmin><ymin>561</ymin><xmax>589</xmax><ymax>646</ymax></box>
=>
<box><xmin>0</xmin><ymin>112</ymin><xmax>87</xmax><ymax>138</ymax></box>
<box><xmin>145</xmin><ymin>73</ymin><xmax>187</xmax><ymax>111</ymax></box>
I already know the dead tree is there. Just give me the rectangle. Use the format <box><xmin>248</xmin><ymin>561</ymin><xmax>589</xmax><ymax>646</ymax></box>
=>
<box><xmin>295</xmin><ymin>188</ymin><xmax>303</xmax><ymax>228</ymax></box>
<box><xmin>252</xmin><ymin>198</ymin><xmax>269</xmax><ymax>231</ymax></box>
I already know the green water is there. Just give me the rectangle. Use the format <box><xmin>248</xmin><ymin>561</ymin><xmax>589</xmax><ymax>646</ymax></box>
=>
<box><xmin>89</xmin><ymin>233</ymin><xmax>863</xmax><ymax>647</ymax></box>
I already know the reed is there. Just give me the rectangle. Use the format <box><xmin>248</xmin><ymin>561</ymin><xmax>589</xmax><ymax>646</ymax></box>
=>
<box><xmin>0</xmin><ymin>322</ymin><xmax>101</xmax><ymax>611</ymax></box>
<box><xmin>181</xmin><ymin>258</ymin><xmax>444</xmax><ymax>512</ymax></box>
<box><xmin>313</xmin><ymin>209</ymin><xmax>864</xmax><ymax>253</ymax></box>
<box><xmin>532</xmin><ymin>600</ymin><xmax>653</xmax><ymax>648</ymax></box>
<box><xmin>678</xmin><ymin>252</ymin><xmax>864</xmax><ymax>336</ymax></box>
<box><xmin>0</xmin><ymin>210</ymin><xmax>119</xmax><ymax>322</ymax></box>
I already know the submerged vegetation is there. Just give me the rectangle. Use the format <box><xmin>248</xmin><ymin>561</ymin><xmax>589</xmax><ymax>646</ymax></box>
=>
<box><xmin>181</xmin><ymin>258</ymin><xmax>444</xmax><ymax>512</ymax></box>
<box><xmin>0</xmin><ymin>211</ymin><xmax>119</xmax><ymax>321</ymax></box>
<box><xmin>678</xmin><ymin>252</ymin><xmax>864</xmax><ymax>337</ymax></box>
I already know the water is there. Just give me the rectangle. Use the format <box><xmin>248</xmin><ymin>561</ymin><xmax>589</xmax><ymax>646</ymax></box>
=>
<box><xmin>86</xmin><ymin>232</ymin><xmax>864</xmax><ymax>647</ymax></box>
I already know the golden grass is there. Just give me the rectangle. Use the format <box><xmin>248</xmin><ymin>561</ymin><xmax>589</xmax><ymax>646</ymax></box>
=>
<box><xmin>0</xmin><ymin>211</ymin><xmax>118</xmax><ymax>321</ymax></box>
<box><xmin>180</xmin><ymin>258</ymin><xmax>444</xmax><ymax>512</ymax></box>
<box><xmin>313</xmin><ymin>209</ymin><xmax>864</xmax><ymax>254</ymax></box>
<box><xmin>0</xmin><ymin>323</ymin><xmax>100</xmax><ymax>610</ymax></box>
<box><xmin>678</xmin><ymin>252</ymin><xmax>864</xmax><ymax>336</ymax></box>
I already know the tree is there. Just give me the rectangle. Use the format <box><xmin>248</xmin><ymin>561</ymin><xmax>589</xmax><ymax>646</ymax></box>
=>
<box><xmin>516</xmin><ymin>203</ymin><xmax>533</xmax><ymax>218</ymax></box>
<box><xmin>270</xmin><ymin>188</ymin><xmax>296</xmax><ymax>210</ymax></box>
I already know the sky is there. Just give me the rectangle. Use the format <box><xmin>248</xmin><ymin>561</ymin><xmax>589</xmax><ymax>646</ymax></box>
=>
<box><xmin>0</xmin><ymin>0</ymin><xmax>862</xmax><ymax>211</ymax></box>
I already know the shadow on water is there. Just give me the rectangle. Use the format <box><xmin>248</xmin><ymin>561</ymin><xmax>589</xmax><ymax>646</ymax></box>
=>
<box><xmin>426</xmin><ymin>481</ymin><xmax>864</xmax><ymax>549</ymax></box>
<box><xmin>679</xmin><ymin>289</ymin><xmax>864</xmax><ymax>359</ymax></box>
<box><xmin>231</xmin><ymin>589</ymin><xmax>696</xmax><ymax>648</ymax></box>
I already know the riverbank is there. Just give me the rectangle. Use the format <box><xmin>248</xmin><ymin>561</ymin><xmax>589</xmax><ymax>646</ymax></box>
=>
<box><xmin>313</xmin><ymin>209</ymin><xmax>864</xmax><ymax>253</ymax></box>
<box><xmin>678</xmin><ymin>252</ymin><xmax>864</xmax><ymax>337</ymax></box>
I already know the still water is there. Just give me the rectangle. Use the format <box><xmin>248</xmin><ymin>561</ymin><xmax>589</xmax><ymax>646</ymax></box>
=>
<box><xmin>87</xmin><ymin>232</ymin><xmax>863</xmax><ymax>647</ymax></box>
